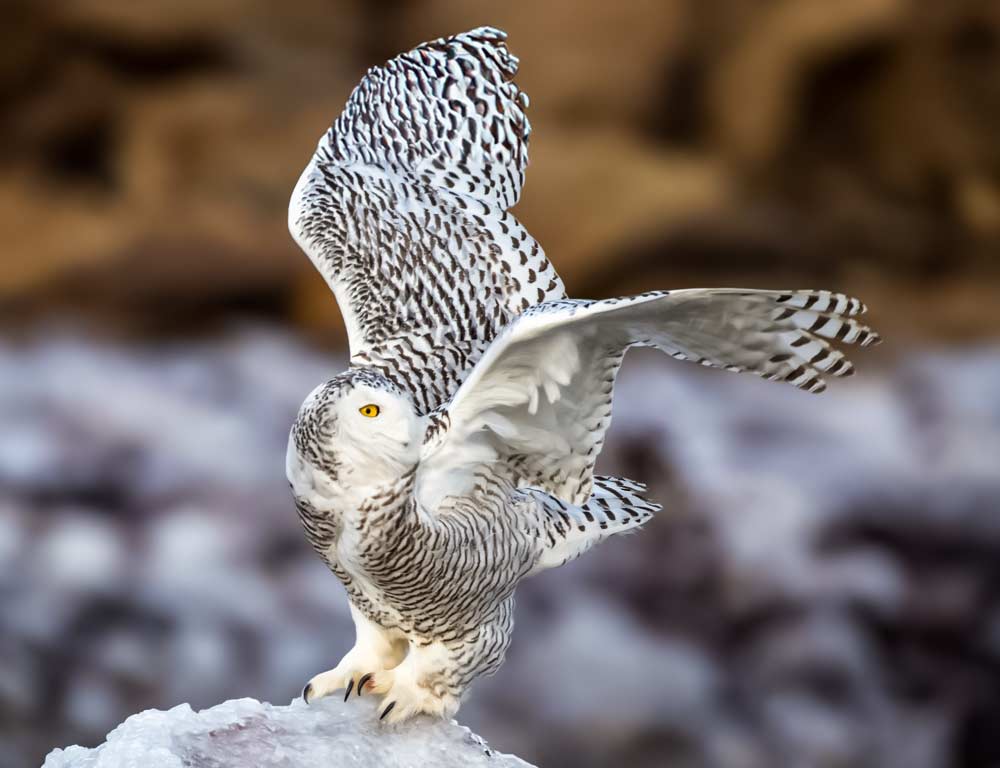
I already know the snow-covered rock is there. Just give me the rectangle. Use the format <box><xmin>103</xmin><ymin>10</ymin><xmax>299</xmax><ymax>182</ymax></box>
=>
<box><xmin>43</xmin><ymin>697</ymin><xmax>535</xmax><ymax>768</ymax></box>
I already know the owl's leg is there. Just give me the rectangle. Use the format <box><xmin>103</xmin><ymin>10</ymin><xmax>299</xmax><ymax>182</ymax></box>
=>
<box><xmin>369</xmin><ymin>603</ymin><xmax>514</xmax><ymax>724</ymax></box>
<box><xmin>302</xmin><ymin>603</ymin><xmax>404</xmax><ymax>704</ymax></box>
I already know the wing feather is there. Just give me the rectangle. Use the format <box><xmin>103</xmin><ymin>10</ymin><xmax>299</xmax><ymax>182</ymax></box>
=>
<box><xmin>416</xmin><ymin>289</ymin><xmax>880</xmax><ymax>509</ymax></box>
<box><xmin>289</xmin><ymin>28</ymin><xmax>563</xmax><ymax>413</ymax></box>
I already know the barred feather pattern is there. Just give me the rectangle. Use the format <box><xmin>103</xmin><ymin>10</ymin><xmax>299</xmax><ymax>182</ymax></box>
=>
<box><xmin>328</xmin><ymin>26</ymin><xmax>530</xmax><ymax>209</ymax></box>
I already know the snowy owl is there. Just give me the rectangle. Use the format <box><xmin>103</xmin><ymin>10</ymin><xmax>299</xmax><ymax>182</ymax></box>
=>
<box><xmin>286</xmin><ymin>27</ymin><xmax>880</xmax><ymax>724</ymax></box>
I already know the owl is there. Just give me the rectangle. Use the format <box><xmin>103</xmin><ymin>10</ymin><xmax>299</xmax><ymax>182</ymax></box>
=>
<box><xmin>286</xmin><ymin>27</ymin><xmax>879</xmax><ymax>723</ymax></box>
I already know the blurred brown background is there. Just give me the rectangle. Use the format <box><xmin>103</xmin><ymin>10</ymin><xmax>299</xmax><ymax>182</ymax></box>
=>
<box><xmin>5</xmin><ymin>0</ymin><xmax>1000</xmax><ymax>338</ymax></box>
<box><xmin>2</xmin><ymin>2</ymin><xmax>999</xmax><ymax>767</ymax></box>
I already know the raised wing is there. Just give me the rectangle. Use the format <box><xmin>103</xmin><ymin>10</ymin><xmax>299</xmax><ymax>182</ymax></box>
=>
<box><xmin>289</xmin><ymin>27</ymin><xmax>563</xmax><ymax>414</ymax></box>
<box><xmin>416</xmin><ymin>289</ymin><xmax>880</xmax><ymax>509</ymax></box>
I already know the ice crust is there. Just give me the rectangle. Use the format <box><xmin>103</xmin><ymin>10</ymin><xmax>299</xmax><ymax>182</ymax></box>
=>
<box><xmin>43</xmin><ymin>697</ymin><xmax>535</xmax><ymax>768</ymax></box>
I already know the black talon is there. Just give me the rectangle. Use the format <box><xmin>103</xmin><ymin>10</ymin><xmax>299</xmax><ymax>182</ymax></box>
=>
<box><xmin>380</xmin><ymin>701</ymin><xmax>396</xmax><ymax>721</ymax></box>
<box><xmin>357</xmin><ymin>673</ymin><xmax>373</xmax><ymax>697</ymax></box>
<box><xmin>344</xmin><ymin>679</ymin><xmax>355</xmax><ymax>702</ymax></box>
<box><xmin>302</xmin><ymin>683</ymin><xmax>313</xmax><ymax>704</ymax></box>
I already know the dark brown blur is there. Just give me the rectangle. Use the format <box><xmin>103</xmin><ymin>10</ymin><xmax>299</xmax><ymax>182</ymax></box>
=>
<box><xmin>5</xmin><ymin>0</ymin><xmax>1000</xmax><ymax>337</ymax></box>
<box><xmin>2</xmin><ymin>2</ymin><xmax>999</xmax><ymax>767</ymax></box>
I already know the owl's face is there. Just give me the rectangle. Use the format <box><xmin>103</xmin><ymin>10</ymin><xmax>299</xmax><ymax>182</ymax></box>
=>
<box><xmin>287</xmin><ymin>370</ymin><xmax>423</xmax><ymax>504</ymax></box>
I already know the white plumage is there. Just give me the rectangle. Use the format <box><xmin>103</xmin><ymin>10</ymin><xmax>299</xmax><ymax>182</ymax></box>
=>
<box><xmin>286</xmin><ymin>27</ymin><xmax>880</xmax><ymax>723</ymax></box>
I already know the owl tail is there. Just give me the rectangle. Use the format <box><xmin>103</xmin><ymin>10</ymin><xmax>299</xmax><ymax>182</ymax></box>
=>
<box><xmin>526</xmin><ymin>476</ymin><xmax>660</xmax><ymax>575</ymax></box>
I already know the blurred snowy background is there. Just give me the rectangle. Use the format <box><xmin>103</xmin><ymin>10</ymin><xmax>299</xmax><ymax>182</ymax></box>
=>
<box><xmin>2</xmin><ymin>2</ymin><xmax>1000</xmax><ymax>767</ymax></box>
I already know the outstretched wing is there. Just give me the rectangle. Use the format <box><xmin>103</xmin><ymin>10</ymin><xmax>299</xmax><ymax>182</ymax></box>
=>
<box><xmin>416</xmin><ymin>289</ymin><xmax>880</xmax><ymax>509</ymax></box>
<box><xmin>289</xmin><ymin>27</ymin><xmax>563</xmax><ymax>414</ymax></box>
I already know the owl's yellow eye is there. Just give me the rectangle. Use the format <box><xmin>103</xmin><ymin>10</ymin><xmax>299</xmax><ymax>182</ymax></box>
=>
<box><xmin>359</xmin><ymin>404</ymin><xmax>380</xmax><ymax>418</ymax></box>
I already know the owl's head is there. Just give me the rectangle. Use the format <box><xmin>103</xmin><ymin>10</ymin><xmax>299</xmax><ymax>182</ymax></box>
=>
<box><xmin>287</xmin><ymin>369</ymin><xmax>423</xmax><ymax>503</ymax></box>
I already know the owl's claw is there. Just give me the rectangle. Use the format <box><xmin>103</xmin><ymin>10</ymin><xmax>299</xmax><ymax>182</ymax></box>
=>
<box><xmin>357</xmin><ymin>672</ymin><xmax>373</xmax><ymax>696</ymax></box>
<box><xmin>302</xmin><ymin>683</ymin><xmax>314</xmax><ymax>703</ymax></box>
<box><xmin>343</xmin><ymin>679</ymin><xmax>355</xmax><ymax>701</ymax></box>
<box><xmin>380</xmin><ymin>701</ymin><xmax>396</xmax><ymax>721</ymax></box>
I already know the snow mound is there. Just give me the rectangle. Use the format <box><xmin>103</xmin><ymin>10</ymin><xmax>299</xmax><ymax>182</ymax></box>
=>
<box><xmin>43</xmin><ymin>697</ymin><xmax>535</xmax><ymax>768</ymax></box>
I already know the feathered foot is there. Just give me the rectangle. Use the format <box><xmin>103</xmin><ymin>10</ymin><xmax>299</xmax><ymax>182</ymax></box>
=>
<box><xmin>303</xmin><ymin>604</ymin><xmax>405</xmax><ymax>705</ymax></box>
<box><xmin>368</xmin><ymin>653</ymin><xmax>459</xmax><ymax>723</ymax></box>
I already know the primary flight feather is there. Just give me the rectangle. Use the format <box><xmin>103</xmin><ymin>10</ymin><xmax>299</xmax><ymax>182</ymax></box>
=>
<box><xmin>286</xmin><ymin>26</ymin><xmax>880</xmax><ymax>723</ymax></box>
